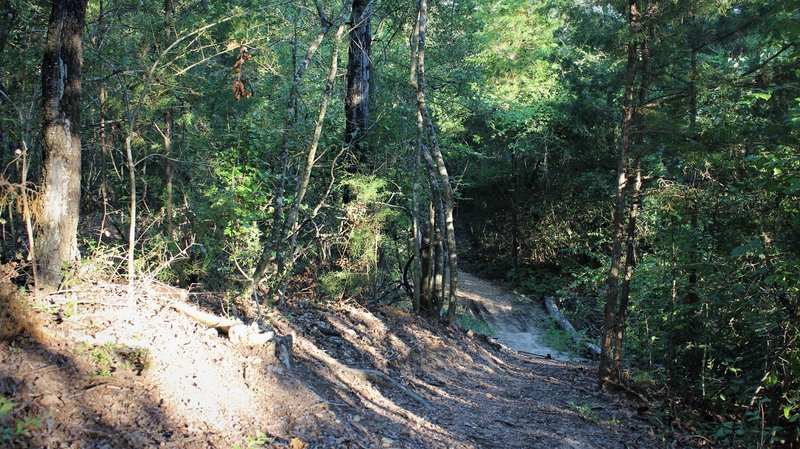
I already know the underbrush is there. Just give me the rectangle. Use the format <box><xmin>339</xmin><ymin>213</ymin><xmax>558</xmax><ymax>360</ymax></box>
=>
<box><xmin>455</xmin><ymin>305</ymin><xmax>496</xmax><ymax>336</ymax></box>
<box><xmin>0</xmin><ymin>397</ymin><xmax>50</xmax><ymax>446</ymax></box>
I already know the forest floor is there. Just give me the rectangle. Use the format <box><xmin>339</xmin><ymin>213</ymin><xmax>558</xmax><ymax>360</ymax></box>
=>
<box><xmin>0</xmin><ymin>269</ymin><xmax>704</xmax><ymax>449</ymax></box>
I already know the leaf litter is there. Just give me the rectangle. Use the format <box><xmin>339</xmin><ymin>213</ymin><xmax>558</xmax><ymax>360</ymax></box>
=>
<box><xmin>0</xmin><ymin>273</ymin><xmax>702</xmax><ymax>448</ymax></box>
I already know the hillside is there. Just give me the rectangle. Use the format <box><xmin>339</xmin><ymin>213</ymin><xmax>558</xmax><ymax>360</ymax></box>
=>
<box><xmin>1</xmin><ymin>272</ymin><xmax>699</xmax><ymax>449</ymax></box>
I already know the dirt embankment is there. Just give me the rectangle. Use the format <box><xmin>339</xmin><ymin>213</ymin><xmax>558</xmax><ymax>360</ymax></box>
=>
<box><xmin>0</xmin><ymin>273</ymin><xmax>698</xmax><ymax>449</ymax></box>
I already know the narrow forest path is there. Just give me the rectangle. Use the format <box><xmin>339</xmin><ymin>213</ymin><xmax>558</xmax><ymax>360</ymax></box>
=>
<box><xmin>0</xmin><ymin>275</ymin><xmax>697</xmax><ymax>449</ymax></box>
<box><xmin>458</xmin><ymin>271</ymin><xmax>578</xmax><ymax>362</ymax></box>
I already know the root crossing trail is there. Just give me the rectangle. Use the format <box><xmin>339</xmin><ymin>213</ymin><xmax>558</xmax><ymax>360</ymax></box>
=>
<box><xmin>458</xmin><ymin>271</ymin><xmax>578</xmax><ymax>361</ymax></box>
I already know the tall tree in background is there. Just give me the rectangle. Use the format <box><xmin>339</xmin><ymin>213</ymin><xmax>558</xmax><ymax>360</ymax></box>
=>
<box><xmin>599</xmin><ymin>0</ymin><xmax>639</xmax><ymax>387</ymax></box>
<box><xmin>37</xmin><ymin>0</ymin><xmax>88</xmax><ymax>289</ymax></box>
<box><xmin>613</xmin><ymin>21</ymin><xmax>652</xmax><ymax>382</ymax></box>
<box><xmin>345</xmin><ymin>0</ymin><xmax>371</xmax><ymax>160</ymax></box>
<box><xmin>162</xmin><ymin>0</ymin><xmax>176</xmax><ymax>237</ymax></box>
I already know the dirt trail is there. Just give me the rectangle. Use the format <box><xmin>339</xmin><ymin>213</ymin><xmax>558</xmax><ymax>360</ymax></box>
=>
<box><xmin>0</xmin><ymin>275</ymin><xmax>697</xmax><ymax>449</ymax></box>
<box><xmin>459</xmin><ymin>272</ymin><xmax>578</xmax><ymax>361</ymax></box>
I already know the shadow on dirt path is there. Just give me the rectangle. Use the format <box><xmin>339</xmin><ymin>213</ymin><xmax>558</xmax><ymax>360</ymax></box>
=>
<box><xmin>458</xmin><ymin>271</ymin><xmax>580</xmax><ymax>362</ymax></box>
<box><xmin>1</xmin><ymin>274</ymin><xmax>698</xmax><ymax>449</ymax></box>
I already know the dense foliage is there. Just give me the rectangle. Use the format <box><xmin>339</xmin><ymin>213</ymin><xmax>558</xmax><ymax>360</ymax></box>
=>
<box><xmin>0</xmin><ymin>0</ymin><xmax>797</xmax><ymax>446</ymax></box>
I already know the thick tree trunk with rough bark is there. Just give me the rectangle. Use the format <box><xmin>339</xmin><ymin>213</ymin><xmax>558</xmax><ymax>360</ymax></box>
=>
<box><xmin>345</xmin><ymin>0</ymin><xmax>370</xmax><ymax>155</ymax></box>
<box><xmin>37</xmin><ymin>0</ymin><xmax>88</xmax><ymax>289</ymax></box>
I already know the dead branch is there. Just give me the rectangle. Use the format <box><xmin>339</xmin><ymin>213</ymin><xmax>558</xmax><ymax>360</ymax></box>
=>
<box><xmin>544</xmin><ymin>296</ymin><xmax>601</xmax><ymax>357</ymax></box>
<box><xmin>166</xmin><ymin>302</ymin><xmax>274</xmax><ymax>347</ymax></box>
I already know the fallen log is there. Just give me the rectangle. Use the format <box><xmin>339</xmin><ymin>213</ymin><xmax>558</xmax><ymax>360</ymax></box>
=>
<box><xmin>543</xmin><ymin>296</ymin><xmax>601</xmax><ymax>357</ymax></box>
<box><xmin>167</xmin><ymin>302</ymin><xmax>275</xmax><ymax>347</ymax></box>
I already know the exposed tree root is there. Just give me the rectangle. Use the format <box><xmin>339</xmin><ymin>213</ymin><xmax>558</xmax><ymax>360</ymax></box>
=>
<box><xmin>286</xmin><ymin>327</ymin><xmax>433</xmax><ymax>410</ymax></box>
<box><xmin>166</xmin><ymin>302</ymin><xmax>274</xmax><ymax>347</ymax></box>
<box><xmin>350</xmin><ymin>368</ymin><xmax>431</xmax><ymax>409</ymax></box>
<box><xmin>601</xmin><ymin>379</ymin><xmax>651</xmax><ymax>411</ymax></box>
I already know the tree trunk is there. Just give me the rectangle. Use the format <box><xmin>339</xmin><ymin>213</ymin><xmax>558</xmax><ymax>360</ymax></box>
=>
<box><xmin>125</xmin><ymin>134</ymin><xmax>136</xmax><ymax>287</ymax></box>
<box><xmin>410</xmin><ymin>9</ymin><xmax>423</xmax><ymax>313</ymax></box>
<box><xmin>419</xmin><ymin>214</ymin><xmax>433</xmax><ymax>313</ymax></box>
<box><xmin>410</xmin><ymin>138</ymin><xmax>422</xmax><ymax>313</ymax></box>
<box><xmin>613</xmin><ymin>155</ymin><xmax>642</xmax><ymax>377</ymax></box>
<box><xmin>411</xmin><ymin>0</ymin><xmax>458</xmax><ymax>324</ymax></box>
<box><xmin>37</xmin><ymin>0</ymin><xmax>88</xmax><ymax>289</ymax></box>
<box><xmin>98</xmin><ymin>82</ymin><xmax>109</xmax><ymax>245</ymax></box>
<box><xmin>345</xmin><ymin>0</ymin><xmax>371</xmax><ymax>155</ymax></box>
<box><xmin>612</xmin><ymin>30</ymin><xmax>651</xmax><ymax>381</ymax></box>
<box><xmin>686</xmin><ymin>48</ymin><xmax>699</xmax><ymax>305</ymax></box>
<box><xmin>599</xmin><ymin>0</ymin><xmax>638</xmax><ymax>387</ymax></box>
<box><xmin>285</xmin><ymin>2</ymin><xmax>353</xmax><ymax>264</ymax></box>
<box><xmin>164</xmin><ymin>110</ymin><xmax>174</xmax><ymax>236</ymax></box>
<box><xmin>163</xmin><ymin>0</ymin><xmax>175</xmax><ymax>238</ymax></box>
<box><xmin>251</xmin><ymin>3</ymin><xmax>343</xmax><ymax>299</ymax></box>
<box><xmin>510</xmin><ymin>148</ymin><xmax>518</xmax><ymax>267</ymax></box>
<box><xmin>95</xmin><ymin>0</ymin><xmax>110</xmax><ymax>245</ymax></box>
<box><xmin>421</xmin><ymin>147</ymin><xmax>446</xmax><ymax>316</ymax></box>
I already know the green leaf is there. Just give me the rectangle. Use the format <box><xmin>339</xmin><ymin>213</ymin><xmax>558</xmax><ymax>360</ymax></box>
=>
<box><xmin>751</xmin><ymin>92</ymin><xmax>772</xmax><ymax>101</ymax></box>
<box><xmin>0</xmin><ymin>397</ymin><xmax>14</xmax><ymax>416</ymax></box>
<box><xmin>765</xmin><ymin>371</ymin><xmax>778</xmax><ymax>386</ymax></box>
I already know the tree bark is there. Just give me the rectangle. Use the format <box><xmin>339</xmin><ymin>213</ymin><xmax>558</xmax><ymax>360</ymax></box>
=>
<box><xmin>98</xmin><ymin>82</ymin><xmax>109</xmax><ymax>245</ymax></box>
<box><xmin>411</xmin><ymin>0</ymin><xmax>458</xmax><ymax>324</ymax></box>
<box><xmin>612</xmin><ymin>29</ymin><xmax>651</xmax><ymax>381</ymax></box>
<box><xmin>613</xmin><ymin>155</ymin><xmax>642</xmax><ymax>376</ymax></box>
<box><xmin>510</xmin><ymin>148</ymin><xmax>518</xmax><ymax>267</ymax></box>
<box><xmin>284</xmin><ymin>2</ymin><xmax>352</xmax><ymax>266</ymax></box>
<box><xmin>686</xmin><ymin>48</ymin><xmax>700</xmax><ymax>305</ymax></box>
<box><xmin>599</xmin><ymin>0</ymin><xmax>638</xmax><ymax>387</ymax></box>
<box><xmin>125</xmin><ymin>133</ymin><xmax>135</xmax><ymax>287</ymax></box>
<box><xmin>164</xmin><ymin>110</ymin><xmax>174</xmax><ymax>237</ymax></box>
<box><xmin>545</xmin><ymin>297</ymin><xmax>601</xmax><ymax>356</ymax></box>
<box><xmin>251</xmin><ymin>2</ymin><xmax>345</xmax><ymax>298</ymax></box>
<box><xmin>163</xmin><ymin>0</ymin><xmax>175</xmax><ymax>238</ymax></box>
<box><xmin>345</xmin><ymin>0</ymin><xmax>371</xmax><ymax>156</ymax></box>
<box><xmin>37</xmin><ymin>0</ymin><xmax>88</xmax><ymax>289</ymax></box>
<box><xmin>410</xmin><ymin>7</ymin><xmax>423</xmax><ymax>313</ymax></box>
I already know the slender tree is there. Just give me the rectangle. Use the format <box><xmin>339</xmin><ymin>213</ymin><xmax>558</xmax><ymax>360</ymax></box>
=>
<box><xmin>410</xmin><ymin>0</ymin><xmax>458</xmax><ymax>323</ymax></box>
<box><xmin>37</xmin><ymin>0</ymin><xmax>88</xmax><ymax>289</ymax></box>
<box><xmin>163</xmin><ymin>0</ymin><xmax>175</xmax><ymax>238</ymax></box>
<box><xmin>599</xmin><ymin>0</ymin><xmax>639</xmax><ymax>387</ymax></box>
<box><xmin>251</xmin><ymin>0</ymin><xmax>354</xmax><ymax>302</ymax></box>
<box><xmin>612</xmin><ymin>12</ymin><xmax>654</xmax><ymax>383</ymax></box>
<box><xmin>284</xmin><ymin>0</ymin><xmax>353</xmax><ymax>268</ymax></box>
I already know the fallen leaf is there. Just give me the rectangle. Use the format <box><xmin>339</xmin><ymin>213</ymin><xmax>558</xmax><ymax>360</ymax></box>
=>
<box><xmin>290</xmin><ymin>436</ymin><xmax>307</xmax><ymax>449</ymax></box>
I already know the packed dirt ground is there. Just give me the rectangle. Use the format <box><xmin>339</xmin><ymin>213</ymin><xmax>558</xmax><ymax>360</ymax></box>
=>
<box><xmin>0</xmin><ymin>268</ymin><xmax>704</xmax><ymax>449</ymax></box>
